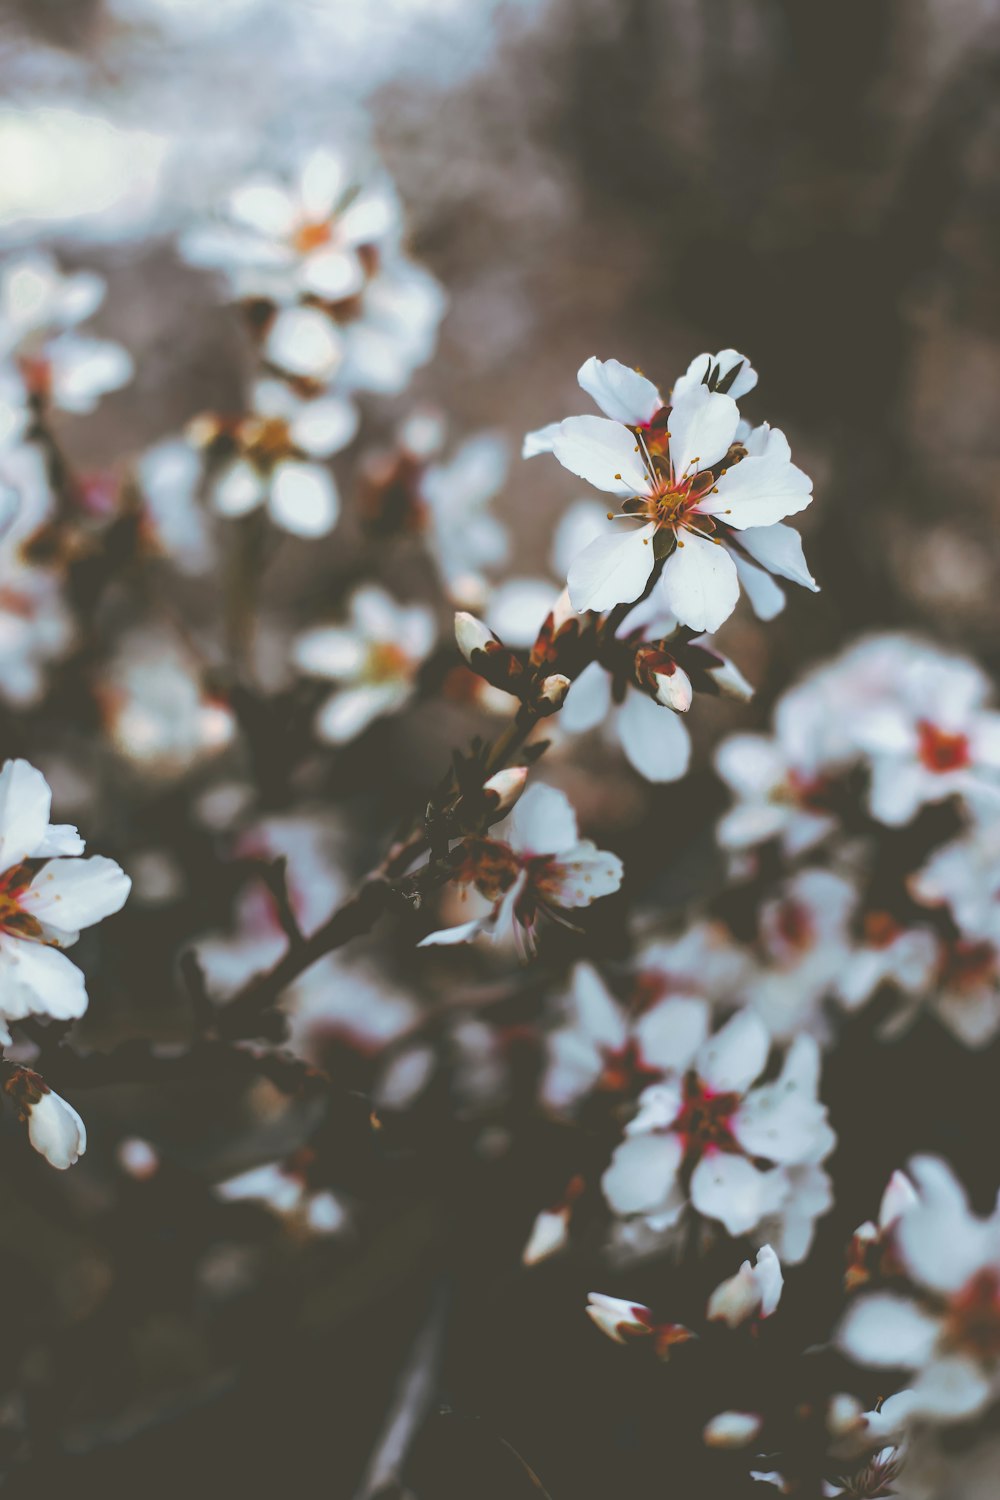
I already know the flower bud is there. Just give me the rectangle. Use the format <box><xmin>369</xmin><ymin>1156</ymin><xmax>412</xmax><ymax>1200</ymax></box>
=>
<box><xmin>28</xmin><ymin>1087</ymin><xmax>87</xmax><ymax>1169</ymax></box>
<box><xmin>522</xmin><ymin>1207</ymin><xmax>569</xmax><ymax>1266</ymax></box>
<box><xmin>703</xmin><ymin>1411</ymin><xmax>762</xmax><ymax>1449</ymax></box>
<box><xmin>535</xmin><ymin>673</ymin><xmax>571</xmax><ymax>714</ymax></box>
<box><xmin>706</xmin><ymin>1245</ymin><xmax>782</xmax><ymax>1328</ymax></box>
<box><xmin>455</xmin><ymin>611</ymin><xmax>497</xmax><ymax>664</ymax></box>
<box><xmin>586</xmin><ymin>1292</ymin><xmax>653</xmax><ymax>1344</ymax></box>
<box><xmin>633</xmin><ymin>644</ymin><xmax>693</xmax><ymax>712</ymax></box>
<box><xmin>482</xmin><ymin>766</ymin><xmax>529</xmax><ymax>817</ymax></box>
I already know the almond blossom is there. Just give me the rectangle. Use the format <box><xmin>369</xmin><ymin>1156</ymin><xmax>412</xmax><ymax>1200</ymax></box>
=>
<box><xmin>3</xmin><ymin>1069</ymin><xmax>87</xmax><ymax>1169</ymax></box>
<box><xmin>418</xmin><ymin>782</ymin><xmax>623</xmax><ymax>958</ymax></box>
<box><xmin>192</xmin><ymin>378</ymin><xmax>357</xmax><ymax>538</ymax></box>
<box><xmin>0</xmin><ymin>445</ymin><xmax>74</xmax><ymax>706</ymax></box>
<box><xmin>601</xmin><ymin>1005</ymin><xmax>834</xmax><ymax>1261</ymax></box>
<box><xmin>911</xmin><ymin>819</ymin><xmax>1000</xmax><ymax>945</ymax></box>
<box><xmin>0</xmin><ymin>253</ymin><xmax>133</xmax><ymax>416</ymax></box>
<box><xmin>292</xmin><ymin>585</ymin><xmax>435</xmax><ymax>745</ymax></box>
<box><xmin>838</xmin><ymin>1157</ymin><xmax>1000</xmax><ymax>1425</ymax></box>
<box><xmin>524</xmin><ymin>354</ymin><xmax>813</xmax><ymax>632</ymax></box>
<box><xmin>0</xmin><ymin>758</ymin><xmax>130</xmax><ymax>1043</ymax></box>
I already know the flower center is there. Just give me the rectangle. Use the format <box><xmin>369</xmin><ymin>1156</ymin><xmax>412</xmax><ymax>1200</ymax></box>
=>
<box><xmin>597</xmin><ymin>1039</ymin><xmax>662</xmax><ymax>1097</ymax></box>
<box><xmin>940</xmin><ymin>939</ymin><xmax>997</xmax><ymax>991</ymax></box>
<box><xmin>862</xmin><ymin>911</ymin><xmax>902</xmax><ymax>949</ymax></box>
<box><xmin>944</xmin><ymin>1268</ymin><xmax>1000</xmax><ymax>1362</ymax></box>
<box><xmin>771</xmin><ymin>897</ymin><xmax>815</xmax><ymax>955</ymax></box>
<box><xmin>364</xmin><ymin>640</ymin><xmax>411</xmax><ymax>684</ymax></box>
<box><xmin>293</xmin><ymin>220</ymin><xmax>334</xmax><ymax>254</ymax></box>
<box><xmin>676</xmin><ymin>1072</ymin><xmax>739</xmax><ymax>1157</ymax></box>
<box><xmin>0</xmin><ymin>863</ymin><xmax>42</xmax><ymax>939</ymax></box>
<box><xmin>242</xmin><ymin>415</ymin><xmax>295</xmax><ymax>469</ymax></box>
<box><xmin>917</xmin><ymin>721</ymin><xmax>971</xmax><ymax>774</ymax></box>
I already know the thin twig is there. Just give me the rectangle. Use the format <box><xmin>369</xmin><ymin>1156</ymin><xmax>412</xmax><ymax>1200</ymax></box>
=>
<box><xmin>351</xmin><ymin>1278</ymin><xmax>451</xmax><ymax>1500</ymax></box>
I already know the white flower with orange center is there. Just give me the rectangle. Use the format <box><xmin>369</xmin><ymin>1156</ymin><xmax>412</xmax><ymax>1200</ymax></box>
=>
<box><xmin>293</xmin><ymin>585</ymin><xmax>435</xmax><ymax>745</ymax></box>
<box><xmin>524</xmin><ymin>355</ymin><xmax>814</xmax><ymax>633</ymax></box>
<box><xmin>0</xmin><ymin>759</ymin><xmax>130</xmax><ymax>1041</ymax></box>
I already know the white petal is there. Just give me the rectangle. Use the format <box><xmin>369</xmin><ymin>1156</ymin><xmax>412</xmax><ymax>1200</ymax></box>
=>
<box><xmin>690</xmin><ymin>1154</ymin><xmax>779</xmax><ymax>1236</ymax></box>
<box><xmin>264</xmin><ymin>307</ymin><xmax>342</xmax><ymax>381</ymax></box>
<box><xmin>298</xmin><ymin>149</ymin><xmax>347</xmax><ymax>221</ymax></box>
<box><xmin>213</xmin><ymin>458</ymin><xmax>264</xmax><ymax>518</ymax></box>
<box><xmin>567</xmin><ymin>523</ymin><xmax>657</xmax><ymax>613</ymax></box>
<box><xmin>616</xmin><ymin>690</ymin><xmax>691</xmax><ymax>783</ymax></box>
<box><xmin>713</xmin><ymin>734</ymin><xmax>786</xmax><ymax>798</ymax></box>
<box><xmin>418</xmin><ymin>918</ymin><xmax>487</xmax><ymax>948</ymax></box>
<box><xmin>658</xmin><ymin>533</ymin><xmax>740</xmax><ymax>634</ymax></box>
<box><xmin>0</xmin><ymin>758</ymin><xmax>52</xmax><ymax>867</ymax></box>
<box><xmin>566</xmin><ymin>961</ymin><xmax>628</xmax><ymax>1051</ymax></box>
<box><xmin>550</xmin><ymin>416</ymin><xmax>652</xmax><ymax>497</ymax></box>
<box><xmin>544</xmin><ymin>842</ymin><xmax>623</xmax><ymax>907</ymax></box>
<box><xmin>504</xmin><ymin>783</ymin><xmax>578</xmax><ymax>857</ymax></box>
<box><xmin>906</xmin><ymin>1356</ymin><xmax>993</xmax><ymax>1421</ymax></box>
<box><xmin>667</xmin><ymin>386</ymin><xmax>739</xmax><ymax>480</ymax></box>
<box><xmin>561</xmin><ymin>661</ymin><xmax>613</xmax><ymax>734</ymax></box>
<box><xmin>703</xmin><ymin>435</ymin><xmax>812</xmax><ymax>529</ymax></box>
<box><xmin>577</xmin><ymin>356</ymin><xmax>662</xmax><ymax>426</ymax></box>
<box><xmin>896</xmin><ymin>1156</ymin><xmax>997</xmax><ymax>1294</ymax></box>
<box><xmin>697</xmin><ymin>1008</ymin><xmax>770</xmax><ymax>1094</ymax></box>
<box><xmin>268</xmin><ymin>461</ymin><xmax>340</xmax><ymax>537</ymax></box>
<box><xmin>302</xmin><ymin>248</ymin><xmax>365</xmax><ymax>302</ymax></box>
<box><xmin>227</xmin><ymin>179</ymin><xmax>297</xmax><ymax>237</ymax></box>
<box><xmin>292</xmin><ymin>626</ymin><xmax>366</xmax><ymax>682</ymax></box>
<box><xmin>290</xmin><ymin>396</ymin><xmax>359</xmax><ymax>457</ymax></box>
<box><xmin>732</xmin><ymin>550</ymin><xmax>786</xmax><ymax>621</ymax></box>
<box><xmin>674</xmin><ymin>349</ymin><xmax>757</xmax><ymax>402</ymax></box>
<box><xmin>34</xmin><ymin>824</ymin><xmax>85</xmax><ymax>857</ymax></box>
<box><xmin>20</xmin><ymin>854</ymin><xmax>130</xmax><ymax>939</ymax></box>
<box><xmin>315</xmin><ymin>682</ymin><xmax>408</xmax><ymax>745</ymax></box>
<box><xmin>837</xmin><ymin>1293</ymin><xmax>940</xmax><ymax>1368</ymax></box>
<box><xmin>602</xmin><ymin>1132</ymin><xmax>684</xmax><ymax>1215</ymax></box>
<box><xmin>634</xmin><ymin>994</ymin><xmax>710</xmax><ymax>1074</ymax></box>
<box><xmin>0</xmin><ymin>934</ymin><xmax>88</xmax><ymax>1021</ymax></box>
<box><xmin>521</xmin><ymin>421</ymin><xmax>563</xmax><ymax>459</ymax></box>
<box><xmin>737</xmin><ymin>523</ymin><xmax>818</xmax><ymax>591</ymax></box>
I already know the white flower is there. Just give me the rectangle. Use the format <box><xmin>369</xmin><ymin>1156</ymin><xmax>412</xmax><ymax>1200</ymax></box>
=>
<box><xmin>293</xmin><ymin>585</ymin><xmax>435</xmax><ymax>745</ymax></box>
<box><xmin>182</xmin><ymin>148</ymin><xmax>402</xmax><ymax>305</ymax></box>
<box><xmin>99</xmin><ymin>633</ymin><xmax>236</xmax><ymax>778</ymax></box>
<box><xmin>703</xmin><ymin>1411</ymin><xmax>763</xmax><ymax>1448</ymax></box>
<box><xmin>24</xmin><ymin>1084</ymin><xmax>87</xmax><ymax>1170</ymax></box>
<box><xmin>524</xmin><ymin>355</ymin><xmax>812</xmax><ymax>631</ymax></box>
<box><xmin>0</xmin><ymin>253</ymin><xmax>132</xmax><ymax>415</ymax></box>
<box><xmin>834</xmin><ymin>914</ymin><xmax>939</xmax><ymax>1015</ymax></box>
<box><xmin>0</xmin><ymin>444</ymin><xmax>74</xmax><ymax>705</ymax></box>
<box><xmin>585</xmin><ymin>1292</ymin><xmax>695</xmax><ymax>1357</ymax></box>
<box><xmin>215</xmin><ymin>1160</ymin><xmax>349</xmax><ymax>1237</ymax></box>
<box><xmin>561</xmin><ymin>657</ymin><xmax>691</xmax><ymax>784</ymax></box>
<box><xmin>911</xmin><ymin>821</ymin><xmax>1000</xmax><ymax>946</ymax></box>
<box><xmin>854</xmin><ymin>651</ymin><xmax>1000</xmax><ymax>827</ymax></box>
<box><xmin>0</xmin><ymin>759</ymin><xmax>130</xmax><ymax>1042</ymax></box>
<box><xmin>136</xmin><ymin>438</ymin><xmax>216</xmax><ymax>575</ymax></box>
<box><xmin>419</xmin><ymin>783</ymin><xmax>623</xmax><ymax>959</ymax></box>
<box><xmin>197</xmin><ymin>378</ymin><xmax>357</xmax><ymax>538</ymax></box>
<box><xmin>601</xmin><ymin>1006</ymin><xmax>834</xmax><ymax>1261</ymax></box>
<box><xmin>707</xmin><ymin>1244</ymin><xmax>783</xmax><ymax>1327</ymax></box>
<box><xmin>542</xmin><ymin>926</ymin><xmax>749</xmax><ymax>1113</ymax></box>
<box><xmin>747</xmin><ymin>868</ymin><xmax>857</xmax><ymax>1039</ymax></box>
<box><xmin>838</xmin><ymin>1157</ymin><xmax>1000</xmax><ymax>1425</ymax></box>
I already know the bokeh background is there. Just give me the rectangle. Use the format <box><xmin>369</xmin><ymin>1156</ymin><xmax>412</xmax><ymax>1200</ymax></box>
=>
<box><xmin>2</xmin><ymin>1</ymin><xmax>1000</xmax><ymax>1495</ymax></box>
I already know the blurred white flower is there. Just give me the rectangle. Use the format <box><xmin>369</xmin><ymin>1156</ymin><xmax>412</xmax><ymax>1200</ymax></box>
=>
<box><xmin>0</xmin><ymin>444</ymin><xmax>74</xmax><ymax>707</ymax></box>
<box><xmin>706</xmin><ymin>1243</ymin><xmax>783</xmax><ymax>1327</ymax></box>
<box><xmin>23</xmin><ymin>1083</ymin><xmax>87</xmax><ymax>1170</ymax></box>
<box><xmin>0</xmin><ymin>759</ymin><xmax>130</xmax><ymax>1041</ymax></box>
<box><xmin>911</xmin><ymin>821</ymin><xmax>1000</xmax><ymax>946</ymax></box>
<box><xmin>193</xmin><ymin>378</ymin><xmax>356</xmax><ymax>538</ymax></box>
<box><xmin>585</xmin><ymin>1292</ymin><xmax>696</xmax><ymax>1358</ymax></box>
<box><xmin>838</xmin><ymin>1157</ymin><xmax>1000</xmax><ymax>1425</ymax></box>
<box><xmin>215</xmin><ymin>1160</ymin><xmax>349</xmax><ymax>1237</ymax></box>
<box><xmin>419</xmin><ymin>782</ymin><xmax>623</xmax><ymax>958</ymax></box>
<box><xmin>747</xmin><ymin>867</ymin><xmax>857</xmax><ymax>1039</ymax></box>
<box><xmin>0</xmin><ymin>253</ymin><xmax>133</xmax><ymax>415</ymax></box>
<box><xmin>293</xmin><ymin>585</ymin><xmax>435</xmax><ymax>745</ymax></box>
<box><xmin>99</xmin><ymin>633</ymin><xmax>236</xmax><ymax>778</ymax></box>
<box><xmin>136</xmin><ymin>437</ymin><xmax>216</xmax><ymax>574</ymax></box>
<box><xmin>602</xmin><ymin>1007</ymin><xmax>834</xmax><ymax>1262</ymax></box>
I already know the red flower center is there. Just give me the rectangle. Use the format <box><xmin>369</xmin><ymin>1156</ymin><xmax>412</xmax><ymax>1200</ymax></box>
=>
<box><xmin>945</xmin><ymin>1268</ymin><xmax>1000</xmax><ymax>1361</ymax></box>
<box><xmin>675</xmin><ymin>1072</ymin><xmax>739</xmax><ymax>1158</ymax></box>
<box><xmin>917</xmin><ymin>721</ymin><xmax>971</xmax><ymax>774</ymax></box>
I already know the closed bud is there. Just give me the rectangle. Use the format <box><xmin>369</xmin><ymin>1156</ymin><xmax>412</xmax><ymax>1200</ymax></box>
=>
<box><xmin>455</xmin><ymin>611</ymin><xmax>497</xmax><ymax>664</ymax></box>
<box><xmin>482</xmin><ymin>766</ymin><xmax>529</xmax><ymax>817</ymax></box>
<box><xmin>4</xmin><ymin>1069</ymin><xmax>88</xmax><ymax>1171</ymax></box>
<box><xmin>536</xmin><ymin>673</ymin><xmax>571</xmax><ymax>714</ymax></box>
<box><xmin>703</xmin><ymin>1411</ymin><xmax>762</xmax><ymax>1449</ymax></box>
<box><xmin>633</xmin><ymin>644</ymin><xmax>693</xmax><ymax>712</ymax></box>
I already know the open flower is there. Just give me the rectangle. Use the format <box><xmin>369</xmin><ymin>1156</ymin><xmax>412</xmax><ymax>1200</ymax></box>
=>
<box><xmin>419</xmin><ymin>782</ymin><xmax>623</xmax><ymax>958</ymax></box>
<box><xmin>293</xmin><ymin>585</ymin><xmax>435</xmax><ymax>745</ymax></box>
<box><xmin>524</xmin><ymin>355</ymin><xmax>813</xmax><ymax>632</ymax></box>
<box><xmin>601</xmin><ymin>1006</ymin><xmax>834</xmax><ymax>1261</ymax></box>
<box><xmin>911</xmin><ymin>820</ymin><xmax>1000</xmax><ymax>946</ymax></box>
<box><xmin>838</xmin><ymin>1157</ymin><xmax>1000</xmax><ymax>1425</ymax></box>
<box><xmin>0</xmin><ymin>252</ymin><xmax>132</xmax><ymax>415</ymax></box>
<box><xmin>0</xmin><ymin>759</ymin><xmax>130</xmax><ymax>1040</ymax></box>
<box><xmin>193</xmin><ymin>378</ymin><xmax>357</xmax><ymax>538</ymax></box>
<box><xmin>747</xmin><ymin>868</ymin><xmax>857</xmax><ymax>1039</ymax></box>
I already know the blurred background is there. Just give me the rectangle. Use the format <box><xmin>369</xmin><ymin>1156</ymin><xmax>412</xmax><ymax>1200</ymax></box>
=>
<box><xmin>1</xmin><ymin>1</ymin><xmax>1000</xmax><ymax>1495</ymax></box>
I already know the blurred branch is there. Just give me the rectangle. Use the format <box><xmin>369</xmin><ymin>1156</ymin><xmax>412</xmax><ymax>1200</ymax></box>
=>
<box><xmin>351</xmin><ymin>1278</ymin><xmax>451</xmax><ymax>1500</ymax></box>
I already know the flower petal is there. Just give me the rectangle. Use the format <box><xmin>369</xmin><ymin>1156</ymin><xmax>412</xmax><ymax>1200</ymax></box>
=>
<box><xmin>690</xmin><ymin>1153</ymin><xmax>782</xmax><ymax>1236</ymax></box>
<box><xmin>602</xmin><ymin>1132</ymin><xmax>684</xmax><ymax>1215</ymax></box>
<box><xmin>567</xmin><ymin>523</ymin><xmax>657</xmax><ymax>613</ymax></box>
<box><xmin>0</xmin><ymin>758</ymin><xmax>52</xmax><ymax>867</ymax></box>
<box><xmin>616</xmin><ymin>689</ymin><xmax>691</xmax><ymax>783</ymax></box>
<box><xmin>268</xmin><ymin>461</ymin><xmax>340</xmax><ymax>538</ymax></box>
<box><xmin>667</xmin><ymin>386</ymin><xmax>739</xmax><ymax>480</ymax></box>
<box><xmin>658</xmin><ymin>533</ymin><xmax>740</xmax><ymax>634</ymax></box>
<box><xmin>20</xmin><ymin>854</ymin><xmax>131</xmax><ymax>942</ymax></box>
<box><xmin>577</xmin><ymin>356</ymin><xmax>663</xmax><ymax>426</ymax></box>
<box><xmin>550</xmin><ymin>416</ymin><xmax>652</xmax><ymax>497</ymax></box>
